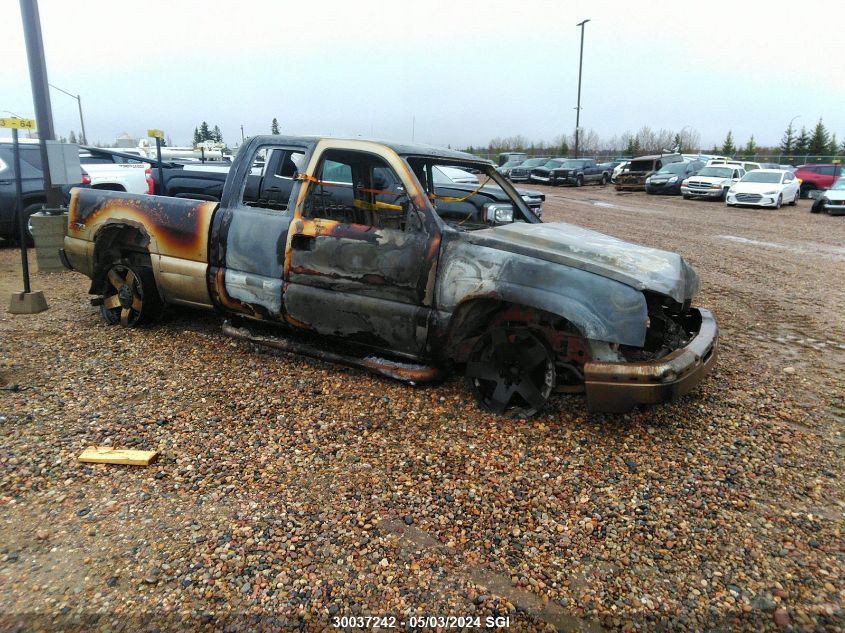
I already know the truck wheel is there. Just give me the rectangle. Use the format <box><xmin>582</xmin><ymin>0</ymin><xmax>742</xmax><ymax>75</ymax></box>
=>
<box><xmin>600</xmin><ymin>174</ymin><xmax>608</xmax><ymax>185</ymax></box>
<box><xmin>100</xmin><ymin>260</ymin><xmax>162</xmax><ymax>327</ymax></box>
<box><xmin>575</xmin><ymin>175</ymin><xmax>584</xmax><ymax>187</ymax></box>
<box><xmin>465</xmin><ymin>327</ymin><xmax>555</xmax><ymax>417</ymax></box>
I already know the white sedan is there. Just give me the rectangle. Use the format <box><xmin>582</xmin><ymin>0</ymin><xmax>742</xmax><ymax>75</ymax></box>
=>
<box><xmin>725</xmin><ymin>169</ymin><xmax>800</xmax><ymax>209</ymax></box>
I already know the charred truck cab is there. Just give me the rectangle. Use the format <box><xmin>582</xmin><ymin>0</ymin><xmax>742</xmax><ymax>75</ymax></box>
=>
<box><xmin>62</xmin><ymin>135</ymin><xmax>717</xmax><ymax>416</ymax></box>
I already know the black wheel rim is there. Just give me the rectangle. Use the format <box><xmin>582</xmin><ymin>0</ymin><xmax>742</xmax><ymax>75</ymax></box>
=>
<box><xmin>466</xmin><ymin>328</ymin><xmax>555</xmax><ymax>416</ymax></box>
<box><xmin>102</xmin><ymin>265</ymin><xmax>144</xmax><ymax>327</ymax></box>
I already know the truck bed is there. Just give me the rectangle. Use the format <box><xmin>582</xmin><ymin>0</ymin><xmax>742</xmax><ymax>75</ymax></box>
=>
<box><xmin>66</xmin><ymin>188</ymin><xmax>218</xmax><ymax>267</ymax></box>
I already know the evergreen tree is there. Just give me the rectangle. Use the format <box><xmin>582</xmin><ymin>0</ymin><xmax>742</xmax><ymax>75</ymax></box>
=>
<box><xmin>193</xmin><ymin>127</ymin><xmax>202</xmax><ymax>146</ymax></box>
<box><xmin>779</xmin><ymin>123</ymin><xmax>796</xmax><ymax>154</ymax></box>
<box><xmin>808</xmin><ymin>118</ymin><xmax>830</xmax><ymax>156</ymax></box>
<box><xmin>68</xmin><ymin>130</ymin><xmax>77</xmax><ymax>144</ymax></box>
<box><xmin>828</xmin><ymin>134</ymin><xmax>838</xmax><ymax>157</ymax></box>
<box><xmin>625</xmin><ymin>136</ymin><xmax>639</xmax><ymax>156</ymax></box>
<box><xmin>673</xmin><ymin>133</ymin><xmax>682</xmax><ymax>152</ymax></box>
<box><xmin>711</xmin><ymin>144</ymin><xmax>719</xmax><ymax>155</ymax></box>
<box><xmin>271</xmin><ymin>118</ymin><xmax>280</xmax><ymax>135</ymax></box>
<box><xmin>212</xmin><ymin>125</ymin><xmax>223</xmax><ymax>143</ymax></box>
<box><xmin>559</xmin><ymin>139</ymin><xmax>569</xmax><ymax>155</ymax></box>
<box><xmin>720</xmin><ymin>131</ymin><xmax>736</xmax><ymax>156</ymax></box>
<box><xmin>199</xmin><ymin>121</ymin><xmax>211</xmax><ymax>142</ymax></box>
<box><xmin>840</xmin><ymin>138</ymin><xmax>845</xmax><ymax>157</ymax></box>
<box><xmin>794</xmin><ymin>126</ymin><xmax>810</xmax><ymax>154</ymax></box>
<box><xmin>742</xmin><ymin>135</ymin><xmax>756</xmax><ymax>159</ymax></box>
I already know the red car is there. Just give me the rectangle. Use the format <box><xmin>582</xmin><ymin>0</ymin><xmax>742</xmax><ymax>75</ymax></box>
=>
<box><xmin>794</xmin><ymin>163</ymin><xmax>843</xmax><ymax>197</ymax></box>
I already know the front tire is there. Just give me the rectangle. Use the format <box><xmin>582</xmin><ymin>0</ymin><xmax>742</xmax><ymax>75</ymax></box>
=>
<box><xmin>775</xmin><ymin>194</ymin><xmax>782</xmax><ymax>209</ymax></box>
<box><xmin>789</xmin><ymin>189</ymin><xmax>799</xmax><ymax>206</ymax></box>
<box><xmin>465</xmin><ymin>328</ymin><xmax>555</xmax><ymax>418</ymax></box>
<box><xmin>575</xmin><ymin>175</ymin><xmax>584</xmax><ymax>187</ymax></box>
<box><xmin>600</xmin><ymin>174</ymin><xmax>608</xmax><ymax>185</ymax></box>
<box><xmin>99</xmin><ymin>260</ymin><xmax>162</xmax><ymax>327</ymax></box>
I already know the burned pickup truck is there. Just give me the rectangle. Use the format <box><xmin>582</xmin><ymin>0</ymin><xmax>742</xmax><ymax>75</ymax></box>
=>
<box><xmin>62</xmin><ymin>136</ymin><xmax>717</xmax><ymax>416</ymax></box>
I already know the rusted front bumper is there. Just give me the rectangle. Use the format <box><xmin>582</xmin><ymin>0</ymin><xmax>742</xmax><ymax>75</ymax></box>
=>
<box><xmin>584</xmin><ymin>309</ymin><xmax>718</xmax><ymax>413</ymax></box>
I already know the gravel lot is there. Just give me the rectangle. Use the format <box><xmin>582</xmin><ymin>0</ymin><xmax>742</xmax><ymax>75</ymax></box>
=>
<box><xmin>0</xmin><ymin>186</ymin><xmax>843</xmax><ymax>632</ymax></box>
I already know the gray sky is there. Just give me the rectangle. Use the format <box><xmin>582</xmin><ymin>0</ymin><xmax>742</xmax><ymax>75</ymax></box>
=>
<box><xmin>2</xmin><ymin>0</ymin><xmax>843</xmax><ymax>150</ymax></box>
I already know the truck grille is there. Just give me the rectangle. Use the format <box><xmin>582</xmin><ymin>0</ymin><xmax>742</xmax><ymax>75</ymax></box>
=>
<box><xmin>510</xmin><ymin>169</ymin><xmax>528</xmax><ymax>178</ymax></box>
<box><xmin>736</xmin><ymin>193</ymin><xmax>762</xmax><ymax>203</ymax></box>
<box><xmin>687</xmin><ymin>180</ymin><xmax>715</xmax><ymax>189</ymax></box>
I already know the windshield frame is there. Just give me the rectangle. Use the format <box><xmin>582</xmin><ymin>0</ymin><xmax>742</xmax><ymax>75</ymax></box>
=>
<box><xmin>403</xmin><ymin>155</ymin><xmax>541</xmax><ymax>229</ymax></box>
<box><xmin>657</xmin><ymin>163</ymin><xmax>690</xmax><ymax>175</ymax></box>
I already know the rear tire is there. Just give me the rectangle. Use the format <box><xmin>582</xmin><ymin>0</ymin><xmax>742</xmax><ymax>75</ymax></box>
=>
<box><xmin>682</xmin><ymin>194</ymin><xmax>691</xmax><ymax>200</ymax></box>
<box><xmin>99</xmin><ymin>260</ymin><xmax>162</xmax><ymax>327</ymax></box>
<box><xmin>600</xmin><ymin>174</ymin><xmax>608</xmax><ymax>185</ymax></box>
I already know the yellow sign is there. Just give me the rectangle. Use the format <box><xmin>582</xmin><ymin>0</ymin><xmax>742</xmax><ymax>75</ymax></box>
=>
<box><xmin>0</xmin><ymin>118</ymin><xmax>36</xmax><ymax>130</ymax></box>
<box><xmin>833</xmin><ymin>159</ymin><xmax>841</xmax><ymax>165</ymax></box>
<box><xmin>147</xmin><ymin>128</ymin><xmax>164</xmax><ymax>139</ymax></box>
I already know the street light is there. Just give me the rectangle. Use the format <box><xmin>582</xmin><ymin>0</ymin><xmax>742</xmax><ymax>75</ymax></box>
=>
<box><xmin>48</xmin><ymin>83</ymin><xmax>86</xmax><ymax>144</ymax></box>
<box><xmin>573</xmin><ymin>19</ymin><xmax>590</xmax><ymax>158</ymax></box>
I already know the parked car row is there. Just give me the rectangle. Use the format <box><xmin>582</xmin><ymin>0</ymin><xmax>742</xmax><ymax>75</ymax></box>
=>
<box><xmin>496</xmin><ymin>149</ymin><xmax>842</xmax><ymax>214</ymax></box>
<box><xmin>500</xmin><ymin>157</ymin><xmax>611</xmax><ymax>186</ymax></box>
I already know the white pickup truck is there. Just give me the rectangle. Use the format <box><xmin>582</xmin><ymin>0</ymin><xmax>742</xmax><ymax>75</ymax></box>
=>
<box><xmin>78</xmin><ymin>150</ymin><xmax>152</xmax><ymax>195</ymax></box>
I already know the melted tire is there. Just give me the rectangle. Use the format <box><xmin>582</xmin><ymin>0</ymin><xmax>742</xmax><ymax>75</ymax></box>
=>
<box><xmin>465</xmin><ymin>327</ymin><xmax>555</xmax><ymax>418</ymax></box>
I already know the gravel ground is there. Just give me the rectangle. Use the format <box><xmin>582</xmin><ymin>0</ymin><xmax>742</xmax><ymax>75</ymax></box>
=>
<box><xmin>0</xmin><ymin>187</ymin><xmax>843</xmax><ymax>632</ymax></box>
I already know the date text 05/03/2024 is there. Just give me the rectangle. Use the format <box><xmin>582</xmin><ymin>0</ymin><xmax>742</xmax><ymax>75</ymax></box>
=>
<box><xmin>331</xmin><ymin>615</ymin><xmax>511</xmax><ymax>628</ymax></box>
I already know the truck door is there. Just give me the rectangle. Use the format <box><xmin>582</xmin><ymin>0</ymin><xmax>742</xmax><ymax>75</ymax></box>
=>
<box><xmin>208</xmin><ymin>143</ymin><xmax>310</xmax><ymax>321</ymax></box>
<box><xmin>282</xmin><ymin>147</ymin><xmax>437</xmax><ymax>358</ymax></box>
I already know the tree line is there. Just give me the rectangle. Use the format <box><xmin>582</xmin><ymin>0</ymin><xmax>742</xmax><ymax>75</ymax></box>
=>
<box><xmin>469</xmin><ymin>118</ymin><xmax>844</xmax><ymax>160</ymax></box>
<box><xmin>192</xmin><ymin>121</ymin><xmax>223</xmax><ymax>146</ymax></box>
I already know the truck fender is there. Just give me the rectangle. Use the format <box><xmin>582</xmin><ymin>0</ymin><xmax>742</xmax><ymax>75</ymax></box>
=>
<box><xmin>435</xmin><ymin>242</ymin><xmax>648</xmax><ymax>348</ymax></box>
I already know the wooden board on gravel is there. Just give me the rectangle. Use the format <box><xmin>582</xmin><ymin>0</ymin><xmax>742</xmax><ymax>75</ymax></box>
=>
<box><xmin>78</xmin><ymin>447</ymin><xmax>159</xmax><ymax>466</ymax></box>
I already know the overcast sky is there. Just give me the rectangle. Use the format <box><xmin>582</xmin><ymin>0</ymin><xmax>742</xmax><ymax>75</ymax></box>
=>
<box><xmin>2</xmin><ymin>0</ymin><xmax>844</xmax><ymax>150</ymax></box>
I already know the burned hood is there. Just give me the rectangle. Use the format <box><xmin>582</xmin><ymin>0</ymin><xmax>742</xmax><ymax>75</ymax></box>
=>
<box><xmin>464</xmin><ymin>222</ymin><xmax>699</xmax><ymax>303</ymax></box>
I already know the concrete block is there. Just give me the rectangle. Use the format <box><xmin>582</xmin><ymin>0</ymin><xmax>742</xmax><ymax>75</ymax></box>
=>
<box><xmin>7</xmin><ymin>291</ymin><xmax>48</xmax><ymax>314</ymax></box>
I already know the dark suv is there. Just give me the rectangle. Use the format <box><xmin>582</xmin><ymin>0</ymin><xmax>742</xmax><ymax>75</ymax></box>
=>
<box><xmin>645</xmin><ymin>160</ymin><xmax>705</xmax><ymax>195</ymax></box>
<box><xmin>0</xmin><ymin>141</ymin><xmax>81</xmax><ymax>242</ymax></box>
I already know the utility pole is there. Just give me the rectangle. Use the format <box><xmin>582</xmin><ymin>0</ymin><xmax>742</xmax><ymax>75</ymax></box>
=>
<box><xmin>240</xmin><ymin>125</ymin><xmax>245</xmax><ymax>142</ymax></box>
<box><xmin>49</xmin><ymin>83</ymin><xmax>87</xmax><ymax>145</ymax></box>
<box><xmin>19</xmin><ymin>0</ymin><xmax>61</xmax><ymax>208</ymax></box>
<box><xmin>574</xmin><ymin>19</ymin><xmax>590</xmax><ymax>159</ymax></box>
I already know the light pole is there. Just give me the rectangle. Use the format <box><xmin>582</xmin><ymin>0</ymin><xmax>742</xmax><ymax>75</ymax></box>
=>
<box><xmin>49</xmin><ymin>83</ymin><xmax>86</xmax><ymax>145</ymax></box>
<box><xmin>573</xmin><ymin>19</ymin><xmax>590</xmax><ymax>158</ymax></box>
<box><xmin>786</xmin><ymin>115</ymin><xmax>800</xmax><ymax>160</ymax></box>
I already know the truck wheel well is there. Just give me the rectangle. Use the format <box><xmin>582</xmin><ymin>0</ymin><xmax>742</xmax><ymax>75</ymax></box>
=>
<box><xmin>91</xmin><ymin>225</ymin><xmax>152</xmax><ymax>294</ymax></box>
<box><xmin>447</xmin><ymin>300</ymin><xmax>588</xmax><ymax>365</ymax></box>
<box><xmin>91</xmin><ymin>183</ymin><xmax>127</xmax><ymax>192</ymax></box>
